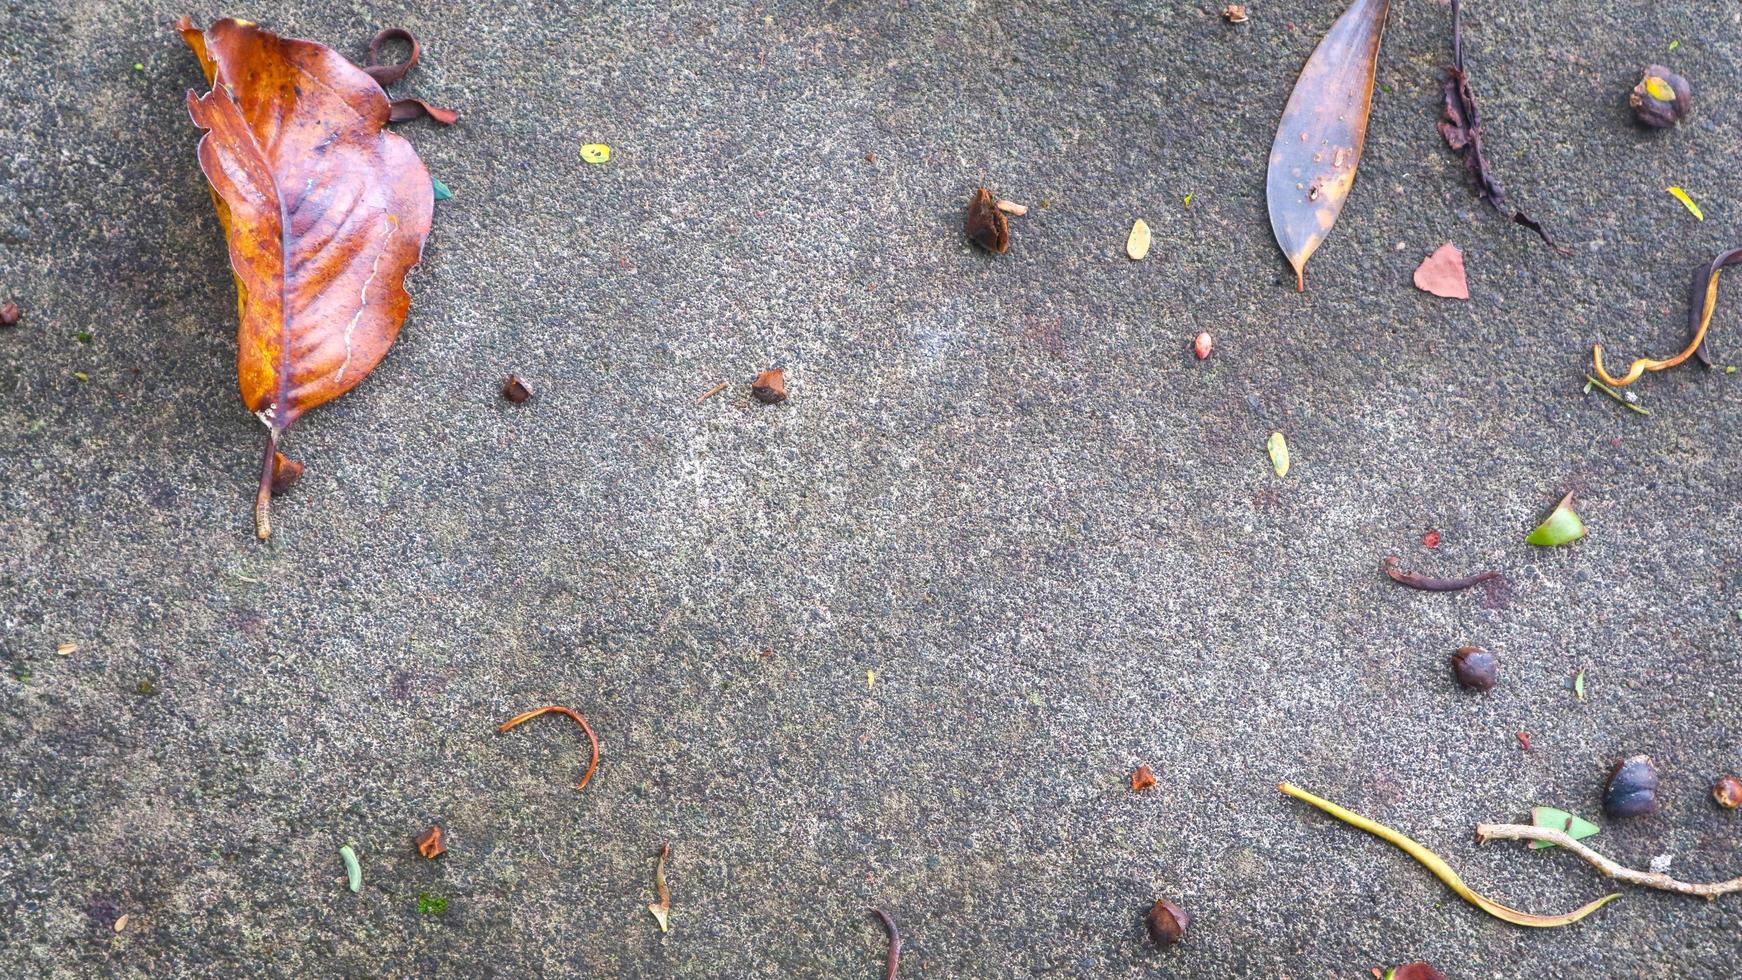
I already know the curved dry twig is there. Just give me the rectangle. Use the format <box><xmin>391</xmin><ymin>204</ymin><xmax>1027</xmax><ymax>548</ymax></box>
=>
<box><xmin>497</xmin><ymin>705</ymin><xmax>601</xmax><ymax>791</ymax></box>
<box><xmin>1280</xmin><ymin>783</ymin><xmax>1620</xmax><ymax>927</ymax></box>
<box><xmin>870</xmin><ymin>908</ymin><xmax>902</xmax><ymax>979</ymax></box>
<box><xmin>1477</xmin><ymin>823</ymin><xmax>1742</xmax><ymax>899</ymax></box>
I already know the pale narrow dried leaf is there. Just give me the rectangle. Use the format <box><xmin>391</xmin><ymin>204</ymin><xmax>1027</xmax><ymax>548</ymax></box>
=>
<box><xmin>994</xmin><ymin>199</ymin><xmax>1028</xmax><ymax>216</ymax></box>
<box><xmin>1127</xmin><ymin>218</ymin><xmax>1152</xmax><ymax>261</ymax></box>
<box><xmin>1266</xmin><ymin>0</ymin><xmax>1391</xmax><ymax>289</ymax></box>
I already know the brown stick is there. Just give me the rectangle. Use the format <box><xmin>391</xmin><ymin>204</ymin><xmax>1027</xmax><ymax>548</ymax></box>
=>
<box><xmin>497</xmin><ymin>705</ymin><xmax>601</xmax><ymax>791</ymax></box>
<box><xmin>1476</xmin><ymin>823</ymin><xmax>1742</xmax><ymax>899</ymax></box>
<box><xmin>870</xmin><ymin>908</ymin><xmax>902</xmax><ymax>979</ymax></box>
<box><xmin>254</xmin><ymin>428</ymin><xmax>279</xmax><ymax>540</ymax></box>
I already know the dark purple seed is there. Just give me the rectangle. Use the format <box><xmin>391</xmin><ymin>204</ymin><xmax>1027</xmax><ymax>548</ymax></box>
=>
<box><xmin>1451</xmin><ymin>645</ymin><xmax>1497</xmax><ymax>691</ymax></box>
<box><xmin>1603</xmin><ymin>755</ymin><xmax>1660</xmax><ymax>818</ymax></box>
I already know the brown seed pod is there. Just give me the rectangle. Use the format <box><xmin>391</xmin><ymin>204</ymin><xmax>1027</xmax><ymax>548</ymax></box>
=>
<box><xmin>1604</xmin><ymin>754</ymin><xmax>1661</xmax><ymax>818</ymax></box>
<box><xmin>1713</xmin><ymin>775</ymin><xmax>1742</xmax><ymax>809</ymax></box>
<box><xmin>1630</xmin><ymin>66</ymin><xmax>1691</xmax><ymax>128</ymax></box>
<box><xmin>1143</xmin><ymin>898</ymin><xmax>1188</xmax><ymax>947</ymax></box>
<box><xmin>1450</xmin><ymin>645</ymin><xmax>1497</xmax><ymax>691</ymax></box>
<box><xmin>965</xmin><ymin>187</ymin><xmax>1010</xmax><ymax>254</ymax></box>
<box><xmin>502</xmin><ymin>375</ymin><xmax>533</xmax><ymax>403</ymax></box>
<box><xmin>0</xmin><ymin>301</ymin><xmax>20</xmax><ymax>327</ymax></box>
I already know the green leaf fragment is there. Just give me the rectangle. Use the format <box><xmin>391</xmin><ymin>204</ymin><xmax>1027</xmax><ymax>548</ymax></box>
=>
<box><xmin>340</xmin><ymin>844</ymin><xmax>361</xmax><ymax>893</ymax></box>
<box><xmin>1668</xmin><ymin>40</ymin><xmax>1680</xmax><ymax>51</ymax></box>
<box><xmin>1526</xmin><ymin>493</ymin><xmax>1585</xmax><ymax>546</ymax></box>
<box><xmin>1574</xmin><ymin>668</ymin><xmax>1586</xmax><ymax>701</ymax></box>
<box><xmin>1267</xmin><ymin>431</ymin><xmax>1290</xmax><ymax>478</ymax></box>
<box><xmin>1583</xmin><ymin>374</ymin><xmax>1649</xmax><ymax>415</ymax></box>
<box><xmin>133</xmin><ymin>63</ymin><xmax>144</xmax><ymax>71</ymax></box>
<box><xmin>73</xmin><ymin>371</ymin><xmax>89</xmax><ymax>382</ymax></box>
<box><xmin>580</xmin><ymin>143</ymin><xmax>612</xmax><ymax>164</ymax></box>
<box><xmin>1528</xmin><ymin>806</ymin><xmax>1601</xmax><ymax>850</ymax></box>
<box><xmin>76</xmin><ymin>331</ymin><xmax>93</xmax><ymax>344</ymax></box>
<box><xmin>431</xmin><ymin>177</ymin><xmax>453</xmax><ymax>202</ymax></box>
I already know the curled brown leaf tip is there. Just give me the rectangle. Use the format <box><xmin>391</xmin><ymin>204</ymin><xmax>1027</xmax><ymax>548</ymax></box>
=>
<box><xmin>1383</xmin><ymin>557</ymin><xmax>1500</xmax><ymax>592</ymax></box>
<box><xmin>870</xmin><ymin>908</ymin><xmax>902</xmax><ymax>979</ymax></box>
<box><xmin>415</xmin><ymin>824</ymin><xmax>445</xmax><ymax>858</ymax></box>
<box><xmin>648</xmin><ymin>843</ymin><xmax>672</xmax><ymax>932</ymax></box>
<box><xmin>365</xmin><ymin>28</ymin><xmax>459</xmax><ymax>124</ymax></box>
<box><xmin>270</xmin><ymin>452</ymin><xmax>303</xmax><ymax>494</ymax></box>
<box><xmin>1130</xmin><ymin>765</ymin><xmax>1158</xmax><ymax>792</ymax></box>
<box><xmin>966</xmin><ymin>187</ymin><xmax>1010</xmax><ymax>254</ymax></box>
<box><xmin>497</xmin><ymin>705</ymin><xmax>601</xmax><ymax>791</ymax></box>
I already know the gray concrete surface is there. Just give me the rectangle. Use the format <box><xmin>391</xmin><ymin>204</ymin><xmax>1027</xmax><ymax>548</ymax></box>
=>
<box><xmin>2</xmin><ymin>0</ymin><xmax>1740</xmax><ymax>975</ymax></box>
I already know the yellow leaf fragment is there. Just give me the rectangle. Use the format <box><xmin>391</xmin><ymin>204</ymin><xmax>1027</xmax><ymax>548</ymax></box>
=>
<box><xmin>1666</xmin><ymin>186</ymin><xmax>1703</xmax><ymax>221</ymax></box>
<box><xmin>1267</xmin><ymin>431</ymin><xmax>1290</xmax><ymax>477</ymax></box>
<box><xmin>57</xmin><ymin>642</ymin><xmax>77</xmax><ymax>656</ymax></box>
<box><xmin>1127</xmin><ymin>218</ymin><xmax>1152</xmax><ymax>261</ymax></box>
<box><xmin>1644</xmin><ymin>75</ymin><xmax>1676</xmax><ymax>101</ymax></box>
<box><xmin>581</xmin><ymin>143</ymin><xmax>612</xmax><ymax>164</ymax></box>
<box><xmin>866</xmin><ymin>669</ymin><xmax>877</xmax><ymax>689</ymax></box>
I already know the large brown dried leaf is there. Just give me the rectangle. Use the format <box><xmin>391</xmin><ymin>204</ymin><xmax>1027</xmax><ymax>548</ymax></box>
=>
<box><xmin>1266</xmin><ymin>0</ymin><xmax>1390</xmax><ymax>290</ymax></box>
<box><xmin>181</xmin><ymin>18</ymin><xmax>434</xmax><ymax>538</ymax></box>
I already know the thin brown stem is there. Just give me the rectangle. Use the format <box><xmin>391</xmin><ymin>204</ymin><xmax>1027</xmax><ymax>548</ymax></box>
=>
<box><xmin>255</xmin><ymin>427</ymin><xmax>279</xmax><ymax>540</ymax></box>
<box><xmin>869</xmin><ymin>908</ymin><xmax>902</xmax><ymax>979</ymax></box>
<box><xmin>1476</xmin><ymin>823</ymin><xmax>1742</xmax><ymax>899</ymax></box>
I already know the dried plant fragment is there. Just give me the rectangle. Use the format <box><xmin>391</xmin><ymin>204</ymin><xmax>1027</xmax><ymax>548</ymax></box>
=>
<box><xmin>1383</xmin><ymin>557</ymin><xmax>1499</xmax><ymax>592</ymax></box>
<box><xmin>361</xmin><ymin>28</ymin><xmax>459</xmax><ymax>125</ymax></box>
<box><xmin>1266</xmin><ymin>0</ymin><xmax>1390</xmax><ymax>289</ymax></box>
<box><xmin>648</xmin><ymin>843</ymin><xmax>672</xmax><ymax>932</ymax></box>
<box><xmin>1438</xmin><ymin>0</ymin><xmax>1567</xmax><ymax>254</ymax></box>
<box><xmin>870</xmin><ymin>908</ymin><xmax>903</xmax><ymax>978</ymax></box>
<box><xmin>1477</xmin><ymin>821</ymin><xmax>1742</xmax><ymax>898</ymax></box>
<box><xmin>1385</xmin><ymin>965</ymin><xmax>1446</xmax><ymax>980</ymax></box>
<box><xmin>1222</xmin><ymin>5</ymin><xmax>1249</xmax><ymax>24</ymax></box>
<box><xmin>270</xmin><ymin>453</ymin><xmax>303</xmax><ymax>494</ymax></box>
<box><xmin>1631</xmin><ymin>66</ymin><xmax>1690</xmax><ymax>128</ymax></box>
<box><xmin>497</xmin><ymin>704</ymin><xmax>601</xmax><ymax>791</ymax></box>
<box><xmin>179</xmin><ymin>18</ymin><xmax>437</xmax><ymax>539</ymax></box>
<box><xmin>1127</xmin><ymin>219</ymin><xmax>1152</xmax><ymax>261</ymax></box>
<box><xmin>415</xmin><ymin>825</ymin><xmax>445</xmax><ymax>859</ymax></box>
<box><xmin>751</xmin><ymin>368</ymin><xmax>787</xmax><ymax>404</ymax></box>
<box><xmin>1130</xmin><ymin>765</ymin><xmax>1158</xmax><ymax>792</ymax></box>
<box><xmin>966</xmin><ymin>187</ymin><xmax>1010</xmax><ymax>254</ymax></box>
<box><xmin>1279</xmin><ymin>782</ymin><xmax>1620</xmax><ymax>926</ymax></box>
<box><xmin>1412</xmin><ymin>243</ymin><xmax>1468</xmax><ymax>299</ymax></box>
<box><xmin>995</xmin><ymin>199</ymin><xmax>1028</xmax><ymax>217</ymax></box>
<box><xmin>0</xmin><ymin>301</ymin><xmax>19</xmax><ymax>326</ymax></box>
<box><xmin>1592</xmin><ymin>246</ymin><xmax>1742</xmax><ymax>386</ymax></box>
<box><xmin>1143</xmin><ymin>898</ymin><xmax>1189</xmax><ymax>946</ymax></box>
<box><xmin>502</xmin><ymin>375</ymin><xmax>532</xmax><ymax>403</ymax></box>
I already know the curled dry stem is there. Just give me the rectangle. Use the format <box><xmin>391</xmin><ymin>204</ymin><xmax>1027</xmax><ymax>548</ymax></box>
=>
<box><xmin>498</xmin><ymin>705</ymin><xmax>601</xmax><ymax>791</ymax></box>
<box><xmin>1592</xmin><ymin>246</ymin><xmax>1742</xmax><ymax>387</ymax></box>
<box><xmin>870</xmin><ymin>907</ymin><xmax>902</xmax><ymax>979</ymax></box>
<box><xmin>1477</xmin><ymin>823</ymin><xmax>1742</xmax><ymax>899</ymax></box>
<box><xmin>1279</xmin><ymin>783</ymin><xmax>1620</xmax><ymax>927</ymax></box>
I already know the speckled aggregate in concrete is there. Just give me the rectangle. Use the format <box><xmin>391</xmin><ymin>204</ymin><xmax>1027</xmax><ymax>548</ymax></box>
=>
<box><xmin>2</xmin><ymin>1</ymin><xmax>1740</xmax><ymax>976</ymax></box>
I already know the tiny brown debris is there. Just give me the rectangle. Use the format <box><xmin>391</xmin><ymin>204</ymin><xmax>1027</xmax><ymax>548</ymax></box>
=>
<box><xmin>965</xmin><ymin>186</ymin><xmax>1010</xmax><ymax>254</ymax></box>
<box><xmin>1221</xmin><ymin>4</ymin><xmax>1249</xmax><ymax>23</ymax></box>
<box><xmin>865</xmin><ymin>152</ymin><xmax>877</xmax><ymax>163</ymax></box>
<box><xmin>269</xmin><ymin>453</ymin><xmax>303</xmax><ymax>494</ymax></box>
<box><xmin>695</xmin><ymin>381</ymin><xmax>728</xmax><ymax>405</ymax></box>
<box><xmin>415</xmin><ymin>825</ymin><xmax>445</xmax><ymax>859</ymax></box>
<box><xmin>995</xmin><ymin>199</ymin><xmax>1028</xmax><ymax>217</ymax></box>
<box><xmin>751</xmin><ymin>368</ymin><xmax>787</xmax><ymax>404</ymax></box>
<box><xmin>0</xmin><ymin>301</ymin><xmax>20</xmax><ymax>327</ymax></box>
<box><xmin>113</xmin><ymin>914</ymin><xmax>129</xmax><ymax>933</ymax></box>
<box><xmin>502</xmin><ymin>375</ymin><xmax>533</xmax><ymax>403</ymax></box>
<box><xmin>1130</xmin><ymin>765</ymin><xmax>1157</xmax><ymax>792</ymax></box>
<box><xmin>1143</xmin><ymin>898</ymin><xmax>1188</xmax><ymax>947</ymax></box>
<box><xmin>648</xmin><ymin>843</ymin><xmax>672</xmax><ymax>932</ymax></box>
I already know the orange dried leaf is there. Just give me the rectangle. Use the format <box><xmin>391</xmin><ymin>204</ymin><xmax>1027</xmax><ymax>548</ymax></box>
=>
<box><xmin>180</xmin><ymin>18</ymin><xmax>435</xmax><ymax>539</ymax></box>
<box><xmin>1266</xmin><ymin>0</ymin><xmax>1390</xmax><ymax>290</ymax></box>
<box><xmin>1130</xmin><ymin>765</ymin><xmax>1158</xmax><ymax>792</ymax></box>
<box><xmin>415</xmin><ymin>824</ymin><xmax>445</xmax><ymax>859</ymax></box>
<box><xmin>1412</xmin><ymin>243</ymin><xmax>1469</xmax><ymax>300</ymax></box>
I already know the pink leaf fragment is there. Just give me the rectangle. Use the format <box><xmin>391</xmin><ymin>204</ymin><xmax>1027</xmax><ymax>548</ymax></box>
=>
<box><xmin>1412</xmin><ymin>243</ymin><xmax>1469</xmax><ymax>300</ymax></box>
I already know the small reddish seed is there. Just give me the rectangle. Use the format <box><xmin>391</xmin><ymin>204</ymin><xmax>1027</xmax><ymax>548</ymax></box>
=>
<box><xmin>1516</xmin><ymin>731</ymin><xmax>1532</xmax><ymax>752</ymax></box>
<box><xmin>751</xmin><ymin>368</ymin><xmax>787</xmax><ymax>404</ymax></box>
<box><xmin>0</xmin><ymin>301</ymin><xmax>19</xmax><ymax>327</ymax></box>
<box><xmin>1193</xmin><ymin>332</ymin><xmax>1212</xmax><ymax>360</ymax></box>
<box><xmin>865</xmin><ymin>152</ymin><xmax>876</xmax><ymax>163</ymax></box>
<box><xmin>1422</xmin><ymin>529</ymin><xmax>1441</xmax><ymax>548</ymax></box>
<box><xmin>1130</xmin><ymin>765</ymin><xmax>1157</xmax><ymax>792</ymax></box>
<box><xmin>502</xmin><ymin>375</ymin><xmax>532</xmax><ymax>403</ymax></box>
<box><xmin>1713</xmin><ymin>775</ymin><xmax>1742</xmax><ymax>809</ymax></box>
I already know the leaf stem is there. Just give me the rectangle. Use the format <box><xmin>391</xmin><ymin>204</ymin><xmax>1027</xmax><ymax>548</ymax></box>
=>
<box><xmin>1278</xmin><ymin>782</ymin><xmax>1620</xmax><ymax>927</ymax></box>
<box><xmin>1476</xmin><ymin>823</ymin><xmax>1742</xmax><ymax>898</ymax></box>
<box><xmin>255</xmin><ymin>427</ymin><xmax>279</xmax><ymax>540</ymax></box>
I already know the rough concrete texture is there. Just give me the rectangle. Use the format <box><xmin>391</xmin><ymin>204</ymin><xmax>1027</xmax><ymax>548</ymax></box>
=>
<box><xmin>2</xmin><ymin>0</ymin><xmax>1740</xmax><ymax>976</ymax></box>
